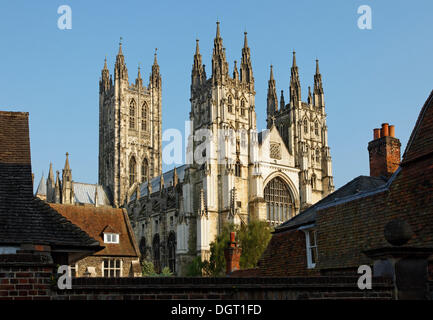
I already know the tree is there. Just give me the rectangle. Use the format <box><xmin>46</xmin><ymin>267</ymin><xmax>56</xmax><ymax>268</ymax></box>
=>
<box><xmin>186</xmin><ymin>219</ymin><xmax>273</xmax><ymax>276</ymax></box>
<box><xmin>142</xmin><ymin>260</ymin><xmax>173</xmax><ymax>277</ymax></box>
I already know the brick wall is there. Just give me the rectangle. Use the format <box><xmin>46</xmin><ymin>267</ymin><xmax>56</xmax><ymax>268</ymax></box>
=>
<box><xmin>0</xmin><ymin>253</ymin><xmax>53</xmax><ymax>300</ymax></box>
<box><xmin>256</xmin><ymin>229</ymin><xmax>320</xmax><ymax>277</ymax></box>
<box><xmin>0</xmin><ymin>252</ymin><xmax>394</xmax><ymax>300</ymax></box>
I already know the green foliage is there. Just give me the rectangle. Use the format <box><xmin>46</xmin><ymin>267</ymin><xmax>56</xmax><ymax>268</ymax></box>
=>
<box><xmin>185</xmin><ymin>219</ymin><xmax>273</xmax><ymax>277</ymax></box>
<box><xmin>141</xmin><ymin>260</ymin><xmax>173</xmax><ymax>277</ymax></box>
<box><xmin>141</xmin><ymin>260</ymin><xmax>157</xmax><ymax>276</ymax></box>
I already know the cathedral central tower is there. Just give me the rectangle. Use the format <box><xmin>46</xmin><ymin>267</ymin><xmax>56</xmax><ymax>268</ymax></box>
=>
<box><xmin>99</xmin><ymin>41</ymin><xmax>162</xmax><ymax>207</ymax></box>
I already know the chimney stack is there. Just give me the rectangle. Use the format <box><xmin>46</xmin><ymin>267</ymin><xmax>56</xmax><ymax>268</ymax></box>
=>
<box><xmin>224</xmin><ymin>232</ymin><xmax>242</xmax><ymax>275</ymax></box>
<box><xmin>368</xmin><ymin>123</ymin><xmax>401</xmax><ymax>178</ymax></box>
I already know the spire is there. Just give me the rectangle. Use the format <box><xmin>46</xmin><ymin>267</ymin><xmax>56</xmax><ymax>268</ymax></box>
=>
<box><xmin>240</xmin><ymin>31</ymin><xmax>254</xmax><ymax>86</ymax></box>
<box><xmin>192</xmin><ymin>39</ymin><xmax>206</xmax><ymax>87</ymax></box>
<box><xmin>47</xmin><ymin>163</ymin><xmax>54</xmax><ymax>186</ymax></box>
<box><xmin>151</xmin><ymin>48</ymin><xmax>161</xmax><ymax>88</ymax></box>
<box><xmin>233</xmin><ymin>60</ymin><xmax>239</xmax><ymax>80</ymax></box>
<box><xmin>115</xmin><ymin>37</ymin><xmax>128</xmax><ymax>81</ymax></box>
<box><xmin>267</xmin><ymin>65</ymin><xmax>278</xmax><ymax>128</ymax></box>
<box><xmin>55</xmin><ymin>170</ymin><xmax>61</xmax><ymax>203</ymax></box>
<box><xmin>308</xmin><ymin>86</ymin><xmax>312</xmax><ymax>105</ymax></box>
<box><xmin>35</xmin><ymin>174</ymin><xmax>46</xmax><ymax>197</ymax></box>
<box><xmin>64</xmin><ymin>152</ymin><xmax>70</xmax><ymax>171</ymax></box>
<box><xmin>216</xmin><ymin>20</ymin><xmax>221</xmax><ymax>38</ymax></box>
<box><xmin>135</xmin><ymin>64</ymin><xmax>143</xmax><ymax>88</ymax></box>
<box><xmin>212</xmin><ymin>21</ymin><xmax>229</xmax><ymax>83</ymax></box>
<box><xmin>280</xmin><ymin>90</ymin><xmax>285</xmax><ymax>110</ymax></box>
<box><xmin>290</xmin><ymin>51</ymin><xmax>301</xmax><ymax>106</ymax></box>
<box><xmin>314</xmin><ymin>59</ymin><xmax>324</xmax><ymax>108</ymax></box>
<box><xmin>100</xmin><ymin>56</ymin><xmax>111</xmax><ymax>93</ymax></box>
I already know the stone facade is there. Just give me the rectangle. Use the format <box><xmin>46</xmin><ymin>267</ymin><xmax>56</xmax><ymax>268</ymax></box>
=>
<box><xmin>127</xmin><ymin>22</ymin><xmax>334</xmax><ymax>276</ymax></box>
<box><xmin>99</xmin><ymin>41</ymin><xmax>162</xmax><ymax>207</ymax></box>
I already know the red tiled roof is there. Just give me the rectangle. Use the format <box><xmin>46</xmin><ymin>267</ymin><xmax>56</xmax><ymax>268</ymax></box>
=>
<box><xmin>49</xmin><ymin>204</ymin><xmax>140</xmax><ymax>258</ymax></box>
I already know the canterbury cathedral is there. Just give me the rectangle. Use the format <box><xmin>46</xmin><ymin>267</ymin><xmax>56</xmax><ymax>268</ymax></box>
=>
<box><xmin>36</xmin><ymin>22</ymin><xmax>334</xmax><ymax>276</ymax></box>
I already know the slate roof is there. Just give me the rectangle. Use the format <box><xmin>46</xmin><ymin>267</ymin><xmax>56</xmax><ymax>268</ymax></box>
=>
<box><xmin>275</xmin><ymin>175</ymin><xmax>389</xmax><ymax>233</ymax></box>
<box><xmin>73</xmin><ymin>182</ymin><xmax>111</xmax><ymax>206</ymax></box>
<box><xmin>130</xmin><ymin>165</ymin><xmax>187</xmax><ymax>201</ymax></box>
<box><xmin>0</xmin><ymin>111</ymin><xmax>101</xmax><ymax>251</ymax></box>
<box><xmin>49</xmin><ymin>204</ymin><xmax>140</xmax><ymax>258</ymax></box>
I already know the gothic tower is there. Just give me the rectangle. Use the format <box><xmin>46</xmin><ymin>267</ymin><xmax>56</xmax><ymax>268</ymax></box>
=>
<box><xmin>61</xmin><ymin>152</ymin><xmax>74</xmax><ymax>204</ymax></box>
<box><xmin>99</xmin><ymin>40</ymin><xmax>162</xmax><ymax>207</ymax></box>
<box><xmin>268</xmin><ymin>54</ymin><xmax>334</xmax><ymax>208</ymax></box>
<box><xmin>184</xmin><ymin>22</ymin><xmax>258</xmax><ymax>259</ymax></box>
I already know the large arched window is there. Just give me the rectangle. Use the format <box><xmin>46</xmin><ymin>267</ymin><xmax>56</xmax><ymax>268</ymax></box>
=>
<box><xmin>153</xmin><ymin>234</ymin><xmax>161</xmax><ymax>274</ymax></box>
<box><xmin>129</xmin><ymin>157</ymin><xmax>136</xmax><ymax>187</ymax></box>
<box><xmin>139</xmin><ymin>237</ymin><xmax>147</xmax><ymax>258</ymax></box>
<box><xmin>141</xmin><ymin>159</ymin><xmax>148</xmax><ymax>183</ymax></box>
<box><xmin>167</xmin><ymin>232</ymin><xmax>176</xmax><ymax>273</ymax></box>
<box><xmin>264</xmin><ymin>177</ymin><xmax>295</xmax><ymax>225</ymax></box>
<box><xmin>129</xmin><ymin>100</ymin><xmax>136</xmax><ymax>129</ymax></box>
<box><xmin>141</xmin><ymin>103</ymin><xmax>147</xmax><ymax>131</ymax></box>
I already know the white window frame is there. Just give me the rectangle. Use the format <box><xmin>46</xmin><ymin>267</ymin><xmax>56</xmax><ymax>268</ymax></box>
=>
<box><xmin>302</xmin><ymin>228</ymin><xmax>318</xmax><ymax>269</ymax></box>
<box><xmin>104</xmin><ymin>233</ymin><xmax>119</xmax><ymax>244</ymax></box>
<box><xmin>101</xmin><ymin>259</ymin><xmax>123</xmax><ymax>277</ymax></box>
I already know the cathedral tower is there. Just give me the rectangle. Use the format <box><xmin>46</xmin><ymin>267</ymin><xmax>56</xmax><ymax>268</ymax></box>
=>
<box><xmin>99</xmin><ymin>40</ymin><xmax>162</xmax><ymax>207</ymax></box>
<box><xmin>268</xmin><ymin>54</ymin><xmax>334</xmax><ymax>208</ymax></box>
<box><xmin>186</xmin><ymin>22</ymin><xmax>258</xmax><ymax>259</ymax></box>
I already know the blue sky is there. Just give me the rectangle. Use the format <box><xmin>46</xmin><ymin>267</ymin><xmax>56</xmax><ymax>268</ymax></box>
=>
<box><xmin>0</xmin><ymin>0</ymin><xmax>432</xmax><ymax>191</ymax></box>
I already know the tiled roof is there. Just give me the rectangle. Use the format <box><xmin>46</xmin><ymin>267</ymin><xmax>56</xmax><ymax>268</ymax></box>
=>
<box><xmin>275</xmin><ymin>175</ymin><xmax>388</xmax><ymax>233</ymax></box>
<box><xmin>0</xmin><ymin>111</ymin><xmax>101</xmax><ymax>250</ymax></box>
<box><xmin>73</xmin><ymin>182</ymin><xmax>111</xmax><ymax>206</ymax></box>
<box><xmin>402</xmin><ymin>90</ymin><xmax>433</xmax><ymax>164</ymax></box>
<box><xmin>49</xmin><ymin>204</ymin><xmax>140</xmax><ymax>258</ymax></box>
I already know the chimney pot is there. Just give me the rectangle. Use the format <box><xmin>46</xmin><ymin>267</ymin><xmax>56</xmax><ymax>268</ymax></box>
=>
<box><xmin>381</xmin><ymin>123</ymin><xmax>389</xmax><ymax>137</ymax></box>
<box><xmin>373</xmin><ymin>128</ymin><xmax>381</xmax><ymax>140</ymax></box>
<box><xmin>389</xmin><ymin>125</ymin><xmax>395</xmax><ymax>138</ymax></box>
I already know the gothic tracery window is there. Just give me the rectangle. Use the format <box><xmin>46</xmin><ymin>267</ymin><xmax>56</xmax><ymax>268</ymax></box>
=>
<box><xmin>303</xmin><ymin>118</ymin><xmax>308</xmax><ymax>134</ymax></box>
<box><xmin>153</xmin><ymin>233</ymin><xmax>161</xmax><ymax>274</ymax></box>
<box><xmin>141</xmin><ymin>103</ymin><xmax>147</xmax><ymax>131</ymax></box>
<box><xmin>129</xmin><ymin>100</ymin><xmax>136</xmax><ymax>129</ymax></box>
<box><xmin>167</xmin><ymin>232</ymin><xmax>176</xmax><ymax>273</ymax></box>
<box><xmin>264</xmin><ymin>177</ymin><xmax>295</xmax><ymax>226</ymax></box>
<box><xmin>235</xmin><ymin>160</ymin><xmax>241</xmax><ymax>177</ymax></box>
<box><xmin>141</xmin><ymin>159</ymin><xmax>148</xmax><ymax>183</ymax></box>
<box><xmin>314</xmin><ymin>121</ymin><xmax>319</xmax><ymax>136</ymax></box>
<box><xmin>129</xmin><ymin>157</ymin><xmax>136</xmax><ymax>187</ymax></box>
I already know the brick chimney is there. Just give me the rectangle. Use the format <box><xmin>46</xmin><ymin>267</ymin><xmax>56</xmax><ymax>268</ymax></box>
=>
<box><xmin>368</xmin><ymin>123</ymin><xmax>401</xmax><ymax>178</ymax></box>
<box><xmin>224</xmin><ymin>232</ymin><xmax>242</xmax><ymax>275</ymax></box>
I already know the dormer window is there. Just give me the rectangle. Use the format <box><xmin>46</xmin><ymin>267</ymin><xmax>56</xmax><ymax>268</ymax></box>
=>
<box><xmin>104</xmin><ymin>233</ymin><xmax>119</xmax><ymax>244</ymax></box>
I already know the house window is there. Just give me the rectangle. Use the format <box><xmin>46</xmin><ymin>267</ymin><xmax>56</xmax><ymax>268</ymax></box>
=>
<box><xmin>264</xmin><ymin>177</ymin><xmax>294</xmax><ymax>225</ymax></box>
<box><xmin>129</xmin><ymin>100</ymin><xmax>136</xmax><ymax>129</ymax></box>
<box><xmin>102</xmin><ymin>259</ymin><xmax>121</xmax><ymax>277</ymax></box>
<box><xmin>305</xmin><ymin>229</ymin><xmax>318</xmax><ymax>269</ymax></box>
<box><xmin>104</xmin><ymin>233</ymin><xmax>119</xmax><ymax>244</ymax></box>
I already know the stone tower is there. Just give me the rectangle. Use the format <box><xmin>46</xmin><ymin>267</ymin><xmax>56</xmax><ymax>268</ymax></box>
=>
<box><xmin>61</xmin><ymin>152</ymin><xmax>73</xmax><ymax>204</ymax></box>
<box><xmin>99</xmin><ymin>40</ymin><xmax>162</xmax><ymax>207</ymax></box>
<box><xmin>268</xmin><ymin>55</ymin><xmax>334</xmax><ymax>208</ymax></box>
<box><xmin>184</xmin><ymin>22</ymin><xmax>258</xmax><ymax>259</ymax></box>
